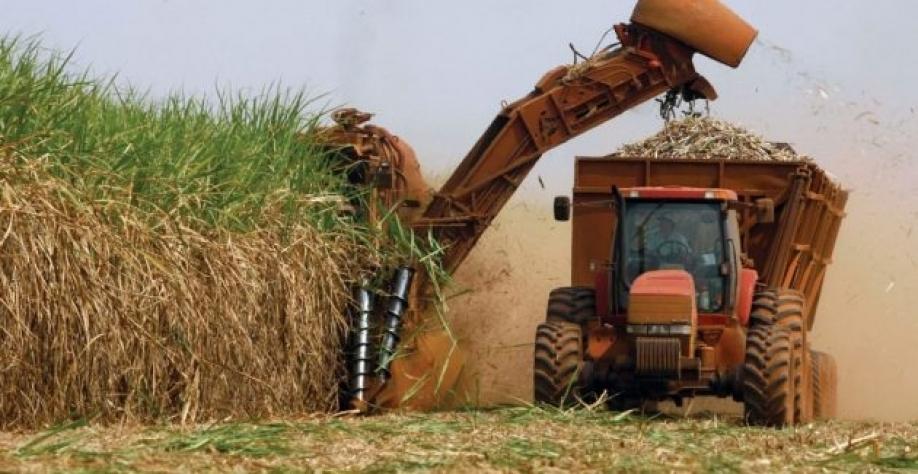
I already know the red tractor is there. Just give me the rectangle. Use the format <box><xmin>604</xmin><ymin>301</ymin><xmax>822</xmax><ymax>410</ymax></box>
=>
<box><xmin>536</xmin><ymin>156</ymin><xmax>845</xmax><ymax>425</ymax></box>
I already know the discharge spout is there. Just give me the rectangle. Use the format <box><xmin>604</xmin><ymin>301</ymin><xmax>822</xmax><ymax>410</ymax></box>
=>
<box><xmin>632</xmin><ymin>0</ymin><xmax>758</xmax><ymax>68</ymax></box>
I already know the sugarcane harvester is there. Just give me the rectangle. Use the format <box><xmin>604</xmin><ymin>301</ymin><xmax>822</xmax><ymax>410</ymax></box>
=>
<box><xmin>322</xmin><ymin>0</ymin><xmax>791</xmax><ymax>417</ymax></box>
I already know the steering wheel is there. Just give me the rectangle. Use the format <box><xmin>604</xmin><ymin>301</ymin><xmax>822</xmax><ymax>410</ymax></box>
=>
<box><xmin>655</xmin><ymin>240</ymin><xmax>692</xmax><ymax>264</ymax></box>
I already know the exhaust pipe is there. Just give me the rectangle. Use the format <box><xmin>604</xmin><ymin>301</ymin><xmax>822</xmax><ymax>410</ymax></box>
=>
<box><xmin>377</xmin><ymin>267</ymin><xmax>415</xmax><ymax>383</ymax></box>
<box><xmin>349</xmin><ymin>285</ymin><xmax>375</xmax><ymax>406</ymax></box>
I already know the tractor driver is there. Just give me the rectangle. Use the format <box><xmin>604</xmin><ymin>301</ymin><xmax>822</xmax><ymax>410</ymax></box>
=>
<box><xmin>648</xmin><ymin>212</ymin><xmax>692</xmax><ymax>266</ymax></box>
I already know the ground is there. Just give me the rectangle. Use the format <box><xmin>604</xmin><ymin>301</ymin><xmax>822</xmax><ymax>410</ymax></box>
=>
<box><xmin>1</xmin><ymin>407</ymin><xmax>914</xmax><ymax>473</ymax></box>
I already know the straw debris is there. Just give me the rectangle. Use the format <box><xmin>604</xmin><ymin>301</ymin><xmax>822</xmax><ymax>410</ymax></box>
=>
<box><xmin>617</xmin><ymin>116</ymin><xmax>806</xmax><ymax>161</ymax></box>
<box><xmin>0</xmin><ymin>153</ymin><xmax>374</xmax><ymax>429</ymax></box>
<box><xmin>0</xmin><ymin>409</ymin><xmax>914</xmax><ymax>472</ymax></box>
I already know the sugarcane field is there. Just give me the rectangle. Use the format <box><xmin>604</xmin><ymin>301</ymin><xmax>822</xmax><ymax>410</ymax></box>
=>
<box><xmin>1</xmin><ymin>1</ymin><xmax>916</xmax><ymax>473</ymax></box>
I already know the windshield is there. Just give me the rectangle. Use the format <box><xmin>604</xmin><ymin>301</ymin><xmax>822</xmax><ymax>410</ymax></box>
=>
<box><xmin>621</xmin><ymin>201</ymin><xmax>727</xmax><ymax>313</ymax></box>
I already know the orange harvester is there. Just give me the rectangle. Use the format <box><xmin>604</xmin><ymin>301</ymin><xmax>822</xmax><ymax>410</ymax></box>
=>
<box><xmin>322</xmin><ymin>0</ymin><xmax>844</xmax><ymax>426</ymax></box>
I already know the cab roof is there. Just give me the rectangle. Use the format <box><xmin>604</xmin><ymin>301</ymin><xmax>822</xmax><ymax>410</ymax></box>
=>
<box><xmin>622</xmin><ymin>186</ymin><xmax>738</xmax><ymax>201</ymax></box>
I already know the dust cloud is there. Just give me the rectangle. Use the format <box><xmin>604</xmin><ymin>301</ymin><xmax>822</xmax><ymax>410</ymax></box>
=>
<box><xmin>811</xmin><ymin>194</ymin><xmax>918</xmax><ymax>421</ymax></box>
<box><xmin>442</xmin><ymin>191</ymin><xmax>918</xmax><ymax>422</ymax></box>
<box><xmin>445</xmin><ymin>201</ymin><xmax>570</xmax><ymax>406</ymax></box>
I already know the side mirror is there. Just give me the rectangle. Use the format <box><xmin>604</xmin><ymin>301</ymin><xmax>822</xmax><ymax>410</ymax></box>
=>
<box><xmin>755</xmin><ymin>198</ymin><xmax>775</xmax><ymax>224</ymax></box>
<box><xmin>553</xmin><ymin>196</ymin><xmax>571</xmax><ymax>222</ymax></box>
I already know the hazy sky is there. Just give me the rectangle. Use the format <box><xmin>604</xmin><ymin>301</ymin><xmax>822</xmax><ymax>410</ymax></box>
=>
<box><xmin>3</xmin><ymin>1</ymin><xmax>916</xmax><ymax>196</ymax></box>
<box><xmin>4</xmin><ymin>1</ymin><xmax>918</xmax><ymax>421</ymax></box>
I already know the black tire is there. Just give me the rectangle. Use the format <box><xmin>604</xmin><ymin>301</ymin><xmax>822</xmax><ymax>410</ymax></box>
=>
<box><xmin>742</xmin><ymin>323</ymin><xmax>795</xmax><ymax>427</ymax></box>
<box><xmin>811</xmin><ymin>350</ymin><xmax>838</xmax><ymax>420</ymax></box>
<box><xmin>533</xmin><ymin>321</ymin><xmax>584</xmax><ymax>407</ymax></box>
<box><xmin>749</xmin><ymin>287</ymin><xmax>812</xmax><ymax>423</ymax></box>
<box><xmin>546</xmin><ymin>287</ymin><xmax>596</xmax><ymax>326</ymax></box>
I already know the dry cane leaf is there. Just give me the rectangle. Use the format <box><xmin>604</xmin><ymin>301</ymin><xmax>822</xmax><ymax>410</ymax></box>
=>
<box><xmin>617</xmin><ymin>116</ymin><xmax>808</xmax><ymax>162</ymax></box>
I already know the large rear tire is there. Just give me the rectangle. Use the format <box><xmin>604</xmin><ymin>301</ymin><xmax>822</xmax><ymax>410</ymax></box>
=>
<box><xmin>742</xmin><ymin>323</ymin><xmax>795</xmax><ymax>427</ymax></box>
<box><xmin>546</xmin><ymin>287</ymin><xmax>596</xmax><ymax>326</ymax></box>
<box><xmin>750</xmin><ymin>288</ymin><xmax>812</xmax><ymax>424</ymax></box>
<box><xmin>811</xmin><ymin>350</ymin><xmax>838</xmax><ymax>420</ymax></box>
<box><xmin>533</xmin><ymin>321</ymin><xmax>585</xmax><ymax>407</ymax></box>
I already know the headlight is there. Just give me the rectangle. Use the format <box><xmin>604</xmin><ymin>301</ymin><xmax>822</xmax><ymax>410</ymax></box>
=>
<box><xmin>626</xmin><ymin>324</ymin><xmax>692</xmax><ymax>336</ymax></box>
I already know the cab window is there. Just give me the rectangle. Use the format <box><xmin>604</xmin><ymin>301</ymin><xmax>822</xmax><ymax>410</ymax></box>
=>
<box><xmin>621</xmin><ymin>201</ymin><xmax>726</xmax><ymax>312</ymax></box>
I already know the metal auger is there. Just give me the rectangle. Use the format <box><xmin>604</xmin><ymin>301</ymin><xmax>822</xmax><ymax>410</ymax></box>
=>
<box><xmin>349</xmin><ymin>285</ymin><xmax>374</xmax><ymax>408</ymax></box>
<box><xmin>376</xmin><ymin>267</ymin><xmax>415</xmax><ymax>383</ymax></box>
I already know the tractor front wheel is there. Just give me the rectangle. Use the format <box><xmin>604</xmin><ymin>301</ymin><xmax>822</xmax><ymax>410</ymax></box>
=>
<box><xmin>533</xmin><ymin>321</ymin><xmax>585</xmax><ymax>407</ymax></box>
<box><xmin>546</xmin><ymin>287</ymin><xmax>596</xmax><ymax>327</ymax></box>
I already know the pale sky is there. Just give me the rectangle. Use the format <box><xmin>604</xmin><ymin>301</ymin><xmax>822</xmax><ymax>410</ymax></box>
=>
<box><xmin>2</xmin><ymin>0</ymin><xmax>916</xmax><ymax>196</ymax></box>
<box><xmin>4</xmin><ymin>1</ymin><xmax>918</xmax><ymax>421</ymax></box>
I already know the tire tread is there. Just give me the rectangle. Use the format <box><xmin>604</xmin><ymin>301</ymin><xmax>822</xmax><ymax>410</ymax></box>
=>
<box><xmin>533</xmin><ymin>321</ymin><xmax>584</xmax><ymax>407</ymax></box>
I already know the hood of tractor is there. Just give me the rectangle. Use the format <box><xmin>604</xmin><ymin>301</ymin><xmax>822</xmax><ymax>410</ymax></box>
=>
<box><xmin>628</xmin><ymin>269</ymin><xmax>697</xmax><ymax>327</ymax></box>
<box><xmin>627</xmin><ymin>270</ymin><xmax>698</xmax><ymax>365</ymax></box>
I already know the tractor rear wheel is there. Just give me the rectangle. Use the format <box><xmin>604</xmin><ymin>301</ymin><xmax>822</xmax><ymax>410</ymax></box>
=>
<box><xmin>742</xmin><ymin>323</ymin><xmax>796</xmax><ymax>427</ymax></box>
<box><xmin>750</xmin><ymin>287</ymin><xmax>812</xmax><ymax>424</ymax></box>
<box><xmin>534</xmin><ymin>321</ymin><xmax>585</xmax><ymax>407</ymax></box>
<box><xmin>546</xmin><ymin>287</ymin><xmax>596</xmax><ymax>327</ymax></box>
<box><xmin>811</xmin><ymin>350</ymin><xmax>838</xmax><ymax>420</ymax></box>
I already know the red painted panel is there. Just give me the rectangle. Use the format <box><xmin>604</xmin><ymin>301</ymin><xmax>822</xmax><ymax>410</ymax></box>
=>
<box><xmin>698</xmin><ymin>314</ymin><xmax>729</xmax><ymax>326</ymax></box>
<box><xmin>594</xmin><ymin>270</ymin><xmax>610</xmax><ymax>319</ymax></box>
<box><xmin>736</xmin><ymin>268</ymin><xmax>758</xmax><ymax>326</ymax></box>
<box><xmin>630</xmin><ymin>269</ymin><xmax>695</xmax><ymax>297</ymax></box>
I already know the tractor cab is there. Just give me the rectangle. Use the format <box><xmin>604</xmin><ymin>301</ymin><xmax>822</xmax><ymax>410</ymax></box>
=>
<box><xmin>613</xmin><ymin>187</ymin><xmax>742</xmax><ymax>317</ymax></box>
<box><xmin>581</xmin><ymin>186</ymin><xmax>752</xmax><ymax>403</ymax></box>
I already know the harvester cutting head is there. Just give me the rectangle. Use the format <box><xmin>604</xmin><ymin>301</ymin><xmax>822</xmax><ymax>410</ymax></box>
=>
<box><xmin>631</xmin><ymin>0</ymin><xmax>758</xmax><ymax>68</ymax></box>
<box><xmin>332</xmin><ymin>108</ymin><xmax>375</xmax><ymax>129</ymax></box>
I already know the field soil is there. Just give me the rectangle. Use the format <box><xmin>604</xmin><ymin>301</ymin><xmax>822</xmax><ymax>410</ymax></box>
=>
<box><xmin>0</xmin><ymin>409</ymin><xmax>914</xmax><ymax>472</ymax></box>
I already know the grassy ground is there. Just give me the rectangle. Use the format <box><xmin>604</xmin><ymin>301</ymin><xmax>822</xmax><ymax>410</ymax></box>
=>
<box><xmin>0</xmin><ymin>407</ymin><xmax>914</xmax><ymax>473</ymax></box>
